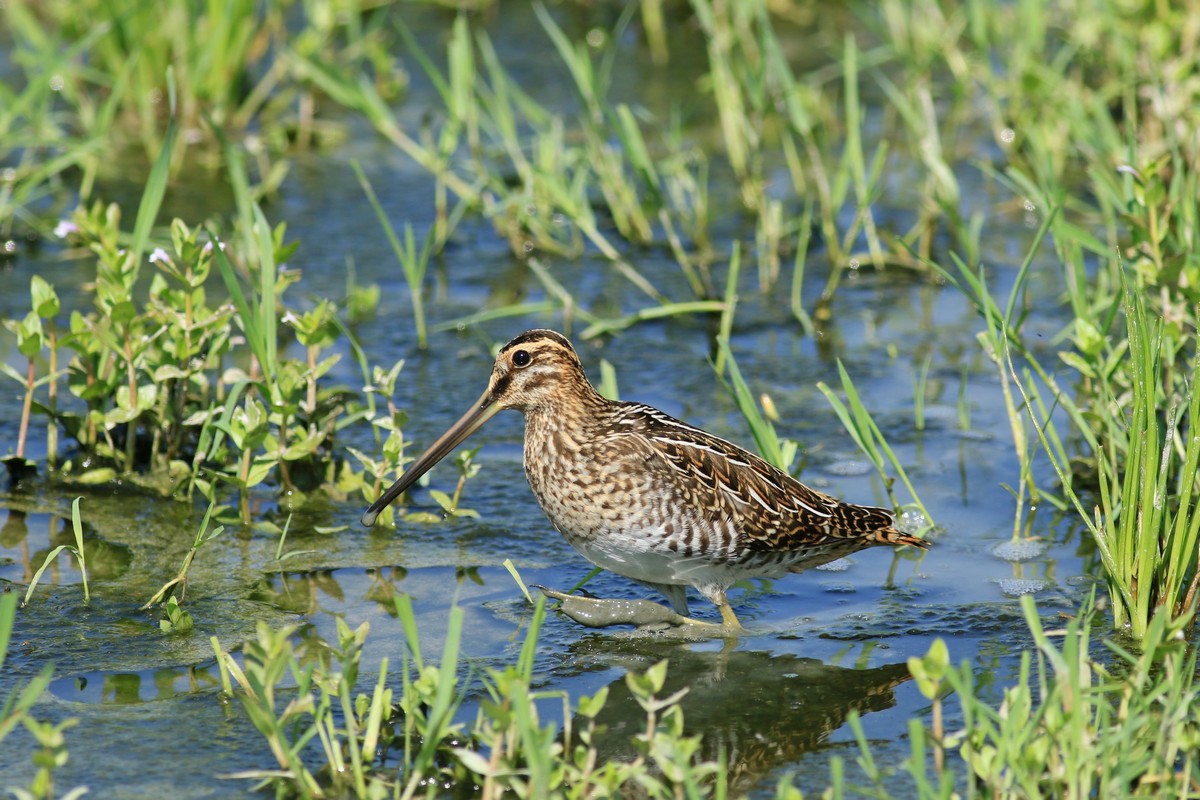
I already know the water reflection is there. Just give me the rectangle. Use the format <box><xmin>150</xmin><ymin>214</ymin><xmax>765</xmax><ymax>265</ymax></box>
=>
<box><xmin>0</xmin><ymin>508</ymin><xmax>132</xmax><ymax>584</ymax></box>
<box><xmin>563</xmin><ymin>637</ymin><xmax>911</xmax><ymax>795</ymax></box>
<box><xmin>51</xmin><ymin>662</ymin><xmax>223</xmax><ymax>704</ymax></box>
<box><xmin>250</xmin><ymin>566</ymin><xmax>411</xmax><ymax>615</ymax></box>
<box><xmin>37</xmin><ymin>559</ymin><xmax>923</xmax><ymax>800</ymax></box>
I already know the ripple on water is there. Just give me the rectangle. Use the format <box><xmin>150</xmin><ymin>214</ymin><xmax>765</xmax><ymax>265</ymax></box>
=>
<box><xmin>818</xmin><ymin>602</ymin><xmax>1031</xmax><ymax>642</ymax></box>
<box><xmin>815</xmin><ymin>557</ymin><xmax>854</xmax><ymax>572</ymax></box>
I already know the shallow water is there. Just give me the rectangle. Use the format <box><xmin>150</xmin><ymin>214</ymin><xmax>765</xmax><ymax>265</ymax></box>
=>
<box><xmin>0</xmin><ymin>4</ymin><xmax>1095</xmax><ymax>797</ymax></box>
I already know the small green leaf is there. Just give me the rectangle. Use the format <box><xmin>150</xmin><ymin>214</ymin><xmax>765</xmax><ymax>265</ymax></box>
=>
<box><xmin>428</xmin><ymin>490</ymin><xmax>453</xmax><ymax>512</ymax></box>
<box><xmin>907</xmin><ymin>638</ymin><xmax>950</xmax><ymax>699</ymax></box>
<box><xmin>16</xmin><ymin>312</ymin><xmax>43</xmax><ymax>357</ymax></box>
<box><xmin>576</xmin><ymin>685</ymin><xmax>609</xmax><ymax>719</ymax></box>
<box><xmin>1058</xmin><ymin>350</ymin><xmax>1096</xmax><ymax>378</ymax></box>
<box><xmin>31</xmin><ymin>276</ymin><xmax>60</xmax><ymax>318</ymax></box>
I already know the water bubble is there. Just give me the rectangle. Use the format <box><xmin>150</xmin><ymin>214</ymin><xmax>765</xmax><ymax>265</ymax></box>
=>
<box><xmin>994</xmin><ymin>577</ymin><xmax>1050</xmax><ymax>597</ymax></box>
<box><xmin>990</xmin><ymin>539</ymin><xmax>1048</xmax><ymax>562</ymax></box>
<box><xmin>1000</xmin><ymin>128</ymin><xmax>1015</xmax><ymax>143</ymax></box>
<box><xmin>49</xmin><ymin>74</ymin><xmax>64</xmax><ymax>91</ymax></box>
<box><xmin>586</xmin><ymin>28</ymin><xmax>605</xmax><ymax>48</ymax></box>
<box><xmin>897</xmin><ymin>509</ymin><xmax>928</xmax><ymax>534</ymax></box>
<box><xmin>1023</xmin><ymin>198</ymin><xmax>1039</xmax><ymax>227</ymax></box>
<box><xmin>820</xmin><ymin>581</ymin><xmax>857</xmax><ymax>593</ymax></box>
<box><xmin>816</xmin><ymin>557</ymin><xmax>853</xmax><ymax>572</ymax></box>
<box><xmin>3</xmin><ymin>240</ymin><xmax>16</xmax><ymax>254</ymax></box>
<box><xmin>848</xmin><ymin>258</ymin><xmax>860</xmax><ymax>270</ymax></box>
<box><xmin>825</xmin><ymin>459</ymin><xmax>872</xmax><ymax>477</ymax></box>
<box><xmin>522</xmin><ymin>241</ymin><xmax>534</xmax><ymax>253</ymax></box>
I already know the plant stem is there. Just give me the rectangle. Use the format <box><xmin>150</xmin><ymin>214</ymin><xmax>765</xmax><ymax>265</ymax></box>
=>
<box><xmin>17</xmin><ymin>357</ymin><xmax>33</xmax><ymax>460</ymax></box>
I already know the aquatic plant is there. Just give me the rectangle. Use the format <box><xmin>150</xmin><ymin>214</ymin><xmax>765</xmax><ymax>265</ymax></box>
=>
<box><xmin>835</xmin><ymin>595</ymin><xmax>1200</xmax><ymax>798</ymax></box>
<box><xmin>0</xmin><ymin>0</ymin><xmax>401</xmax><ymax>164</ymax></box>
<box><xmin>1018</xmin><ymin>288</ymin><xmax>1200</xmax><ymax>639</ymax></box>
<box><xmin>21</xmin><ymin>496</ymin><xmax>90</xmax><ymax>607</ymax></box>
<box><xmin>214</xmin><ymin>595</ymin><xmax>731</xmax><ymax>798</ymax></box>
<box><xmin>142</xmin><ymin>500</ymin><xmax>224</xmax><ymax>611</ymax></box>
<box><xmin>353</xmin><ymin>163</ymin><xmax>434</xmax><ymax>350</ymax></box>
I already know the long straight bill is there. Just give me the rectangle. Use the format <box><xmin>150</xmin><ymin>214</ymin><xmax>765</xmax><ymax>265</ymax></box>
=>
<box><xmin>361</xmin><ymin>389</ymin><xmax>499</xmax><ymax>526</ymax></box>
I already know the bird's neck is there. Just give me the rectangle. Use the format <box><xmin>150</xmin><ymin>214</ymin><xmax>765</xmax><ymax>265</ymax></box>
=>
<box><xmin>523</xmin><ymin>381</ymin><xmax>609</xmax><ymax>438</ymax></box>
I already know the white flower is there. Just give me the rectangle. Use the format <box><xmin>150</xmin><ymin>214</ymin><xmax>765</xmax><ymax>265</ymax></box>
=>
<box><xmin>201</xmin><ymin>240</ymin><xmax>226</xmax><ymax>255</ymax></box>
<box><xmin>54</xmin><ymin>220</ymin><xmax>79</xmax><ymax>238</ymax></box>
<box><xmin>149</xmin><ymin>247</ymin><xmax>171</xmax><ymax>265</ymax></box>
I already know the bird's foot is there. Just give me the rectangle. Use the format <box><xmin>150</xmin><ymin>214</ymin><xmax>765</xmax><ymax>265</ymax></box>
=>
<box><xmin>534</xmin><ymin>586</ymin><xmax>741</xmax><ymax>634</ymax></box>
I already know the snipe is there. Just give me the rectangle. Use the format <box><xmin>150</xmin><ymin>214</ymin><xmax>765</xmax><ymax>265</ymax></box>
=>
<box><xmin>362</xmin><ymin>330</ymin><xmax>927</xmax><ymax>630</ymax></box>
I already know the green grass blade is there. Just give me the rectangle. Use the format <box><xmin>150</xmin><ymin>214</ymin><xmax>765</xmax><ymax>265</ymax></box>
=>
<box><xmin>128</xmin><ymin>66</ymin><xmax>178</xmax><ymax>270</ymax></box>
<box><xmin>502</xmin><ymin>558</ymin><xmax>534</xmax><ymax>605</ymax></box>
<box><xmin>23</xmin><ymin>545</ymin><xmax>72</xmax><ymax>606</ymax></box>
<box><xmin>69</xmin><ymin>496</ymin><xmax>89</xmax><ymax>605</ymax></box>
<box><xmin>352</xmin><ymin>160</ymin><xmax>430</xmax><ymax>348</ymax></box>
<box><xmin>714</xmin><ymin>337</ymin><xmax>786</xmax><ymax>470</ymax></box>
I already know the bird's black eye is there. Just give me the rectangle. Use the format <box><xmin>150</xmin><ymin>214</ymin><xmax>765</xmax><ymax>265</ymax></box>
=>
<box><xmin>512</xmin><ymin>349</ymin><xmax>532</xmax><ymax>367</ymax></box>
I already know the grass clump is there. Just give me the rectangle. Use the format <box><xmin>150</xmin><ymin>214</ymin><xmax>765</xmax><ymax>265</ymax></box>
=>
<box><xmin>832</xmin><ymin>595</ymin><xmax>1200</xmax><ymax>798</ymax></box>
<box><xmin>1</xmin><ymin>0</ymin><xmax>401</xmax><ymax>163</ymax></box>
<box><xmin>214</xmin><ymin>595</ymin><xmax>730</xmax><ymax>799</ymax></box>
<box><xmin>870</xmin><ymin>0</ymin><xmax>1200</xmax><ymax>637</ymax></box>
<box><xmin>1017</xmin><ymin>287</ymin><xmax>1200</xmax><ymax>640</ymax></box>
<box><xmin>213</xmin><ymin>589</ymin><xmax>1200</xmax><ymax>799</ymax></box>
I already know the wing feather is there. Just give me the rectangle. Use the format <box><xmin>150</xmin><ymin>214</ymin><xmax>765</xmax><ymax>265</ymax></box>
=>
<box><xmin>598</xmin><ymin>403</ymin><xmax>924</xmax><ymax>555</ymax></box>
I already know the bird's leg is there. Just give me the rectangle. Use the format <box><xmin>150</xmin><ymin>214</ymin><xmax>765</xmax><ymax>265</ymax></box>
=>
<box><xmin>717</xmin><ymin>602</ymin><xmax>743</xmax><ymax>630</ymax></box>
<box><xmin>535</xmin><ymin>586</ymin><xmax>741</xmax><ymax>634</ymax></box>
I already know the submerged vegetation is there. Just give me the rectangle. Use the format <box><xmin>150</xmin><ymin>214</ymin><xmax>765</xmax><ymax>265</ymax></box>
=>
<box><xmin>3</xmin><ymin>0</ymin><xmax>1200</xmax><ymax>796</ymax></box>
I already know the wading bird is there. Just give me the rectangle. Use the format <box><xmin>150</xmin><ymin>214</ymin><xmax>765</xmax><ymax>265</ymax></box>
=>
<box><xmin>362</xmin><ymin>330</ymin><xmax>926</xmax><ymax>629</ymax></box>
